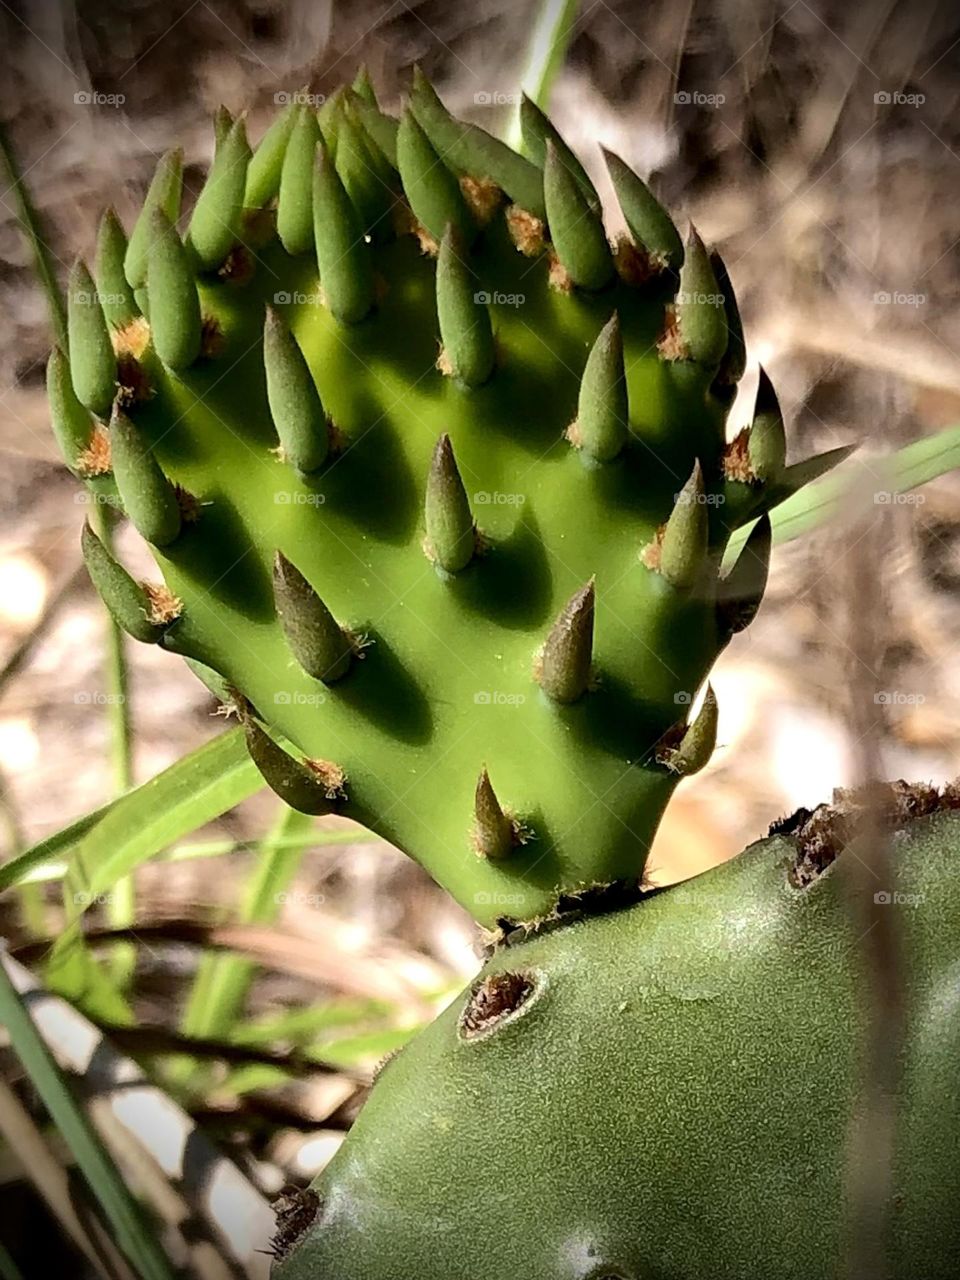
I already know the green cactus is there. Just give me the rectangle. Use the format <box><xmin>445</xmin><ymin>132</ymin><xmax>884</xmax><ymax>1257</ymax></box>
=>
<box><xmin>273</xmin><ymin>794</ymin><xmax>960</xmax><ymax>1280</ymax></box>
<box><xmin>43</xmin><ymin>69</ymin><xmax>956</xmax><ymax>1278</ymax></box>
<box><xmin>54</xmin><ymin>70</ymin><xmax>849</xmax><ymax>933</ymax></box>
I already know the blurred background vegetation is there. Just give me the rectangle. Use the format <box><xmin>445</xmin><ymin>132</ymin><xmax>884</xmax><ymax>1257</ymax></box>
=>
<box><xmin>1</xmin><ymin>0</ymin><xmax>958</xmax><ymax>1275</ymax></box>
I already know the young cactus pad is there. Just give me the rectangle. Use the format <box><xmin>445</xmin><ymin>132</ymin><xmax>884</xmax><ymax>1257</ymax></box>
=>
<box><xmin>54</xmin><ymin>72</ymin><xmax>850</xmax><ymax>931</ymax></box>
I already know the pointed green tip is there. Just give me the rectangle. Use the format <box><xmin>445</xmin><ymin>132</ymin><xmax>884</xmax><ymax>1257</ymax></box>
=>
<box><xmin>187</xmin><ymin>115</ymin><xmax>251</xmax><ymax>271</ymax></box>
<box><xmin>602</xmin><ymin>147</ymin><xmax>683</xmax><ymax>270</ymax></box>
<box><xmin>277</xmin><ymin>105</ymin><xmax>319</xmax><ymax>256</ymax></box>
<box><xmin>66</xmin><ymin>258</ymin><xmax>116</xmax><ymax>417</ymax></box>
<box><xmin>437</xmin><ymin>225</ymin><xmax>495</xmax><ymax>386</ymax></box>
<box><xmin>352</xmin><ymin>64</ymin><xmax>377</xmax><ymax>107</ymax></box>
<box><xmin>263</xmin><ymin>305</ymin><xmax>329</xmax><ymax>473</ymax></box>
<box><xmin>673</xmin><ymin>224</ymin><xmax>727</xmax><ymax>367</ymax></box>
<box><xmin>245</xmin><ymin>100</ymin><xmax>300</xmax><ymax>209</ymax></box>
<box><xmin>109</xmin><ymin>404</ymin><xmax>182</xmax><ymax>547</ymax></box>
<box><xmin>213</xmin><ymin>105</ymin><xmax>235</xmax><ymax>152</ymax></box>
<box><xmin>719</xmin><ymin>514</ymin><xmax>772</xmax><ymax>634</ymax></box>
<box><xmin>520</xmin><ymin>96</ymin><xmax>600</xmax><ymax>214</ymax></box>
<box><xmin>396</xmin><ymin>105</ymin><xmax>475</xmax><ymax>247</ymax></box>
<box><xmin>243</xmin><ymin>717</ymin><xmax>340</xmax><ymax>815</ymax></box>
<box><xmin>80</xmin><ymin>520</ymin><xmax>168</xmax><ymax>644</ymax></box>
<box><xmin>312</xmin><ymin>138</ymin><xmax>375</xmax><ymax>324</ymax></box>
<box><xmin>573</xmin><ymin>311</ymin><xmax>628</xmax><ymax>461</ymax></box>
<box><xmin>659</xmin><ymin>461</ymin><xmax>708</xmax><ymax>589</ymax></box>
<box><xmin>96</xmin><ymin>207</ymin><xmax>139</xmax><ymax>330</ymax></box>
<box><xmin>660</xmin><ymin>685</ymin><xmax>718</xmax><ymax>777</ymax></box>
<box><xmin>146</xmin><ymin>209</ymin><xmax>202</xmax><ymax>370</ymax></box>
<box><xmin>543</xmin><ymin>141</ymin><xmax>612</xmax><ymax>291</ymax></box>
<box><xmin>273</xmin><ymin>550</ymin><xmax>353</xmax><ymax>683</ymax></box>
<box><xmin>425</xmin><ymin>433</ymin><xmax>475</xmax><ymax>573</ymax></box>
<box><xmin>538</xmin><ymin>578</ymin><xmax>595</xmax><ymax>704</ymax></box>
<box><xmin>473</xmin><ymin>767</ymin><xmax>514</xmax><ymax>860</ymax></box>
<box><xmin>47</xmin><ymin>346</ymin><xmax>96</xmax><ymax>468</ymax></box>
<box><xmin>124</xmin><ymin>147</ymin><xmax>184</xmax><ymax>290</ymax></box>
<box><xmin>748</xmin><ymin>366</ymin><xmax>787</xmax><ymax>481</ymax></box>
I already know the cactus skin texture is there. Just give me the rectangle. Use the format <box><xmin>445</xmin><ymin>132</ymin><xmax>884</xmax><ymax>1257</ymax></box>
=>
<box><xmin>53</xmin><ymin>71</ymin><xmax>855</xmax><ymax>932</ymax></box>
<box><xmin>274</xmin><ymin>806</ymin><xmax>960</xmax><ymax>1280</ymax></box>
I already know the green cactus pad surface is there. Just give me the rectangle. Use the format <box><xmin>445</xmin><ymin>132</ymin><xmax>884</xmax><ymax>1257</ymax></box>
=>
<box><xmin>273</xmin><ymin>803</ymin><xmax>960</xmax><ymax>1280</ymax></box>
<box><xmin>56</xmin><ymin>73</ymin><xmax>850</xmax><ymax>929</ymax></box>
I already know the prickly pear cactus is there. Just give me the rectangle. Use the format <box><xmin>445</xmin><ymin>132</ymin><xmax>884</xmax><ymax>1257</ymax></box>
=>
<box><xmin>46</xmin><ymin>66</ymin><xmax>960</xmax><ymax>1280</ymax></box>
<box><xmin>273</xmin><ymin>793</ymin><xmax>960</xmax><ymax>1280</ymax></box>
<box><xmin>52</xmin><ymin>69</ymin><xmax>849</xmax><ymax>932</ymax></box>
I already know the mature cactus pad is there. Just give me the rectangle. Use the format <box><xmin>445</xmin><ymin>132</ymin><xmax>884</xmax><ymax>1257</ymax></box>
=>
<box><xmin>55</xmin><ymin>72</ymin><xmax>850</xmax><ymax>931</ymax></box>
<box><xmin>274</xmin><ymin>802</ymin><xmax>960</xmax><ymax>1280</ymax></box>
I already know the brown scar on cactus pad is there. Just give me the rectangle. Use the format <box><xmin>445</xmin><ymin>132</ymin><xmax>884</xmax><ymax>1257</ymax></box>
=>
<box><xmin>142</xmin><ymin>582</ymin><xmax>182</xmax><ymax>626</ymax></box>
<box><xmin>459</xmin><ymin>971</ymin><xmax>537</xmax><ymax>1040</ymax></box>
<box><xmin>613</xmin><ymin>234</ymin><xmax>660</xmax><ymax>286</ymax></box>
<box><xmin>657</xmin><ymin>305</ymin><xmax>687</xmax><ymax>360</ymax></box>
<box><xmin>459</xmin><ymin>175</ymin><xmax>503</xmax><ymax>225</ymax></box>
<box><xmin>217</xmin><ymin>243</ymin><xmax>255</xmax><ymax>284</ymax></box>
<box><xmin>779</xmin><ymin>778</ymin><xmax>960</xmax><ymax>888</ymax></box>
<box><xmin>723</xmin><ymin>426</ymin><xmax>756</xmax><ymax>483</ymax></box>
<box><xmin>639</xmin><ymin>526</ymin><xmax>664</xmax><ymax>571</ymax></box>
<box><xmin>76</xmin><ymin>423</ymin><xmax>112</xmax><ymax>476</ymax></box>
<box><xmin>269</xmin><ymin>1187</ymin><xmax>323</xmax><ymax>1262</ymax></box>
<box><xmin>199</xmin><ymin>314</ymin><xmax>226</xmax><ymax>359</ymax></box>
<box><xmin>506</xmin><ymin>204</ymin><xmax>546</xmax><ymax>255</ymax></box>
<box><xmin>116</xmin><ymin>353</ymin><xmax>154</xmax><ymax>408</ymax></box>
<box><xmin>304</xmin><ymin>758</ymin><xmax>348</xmax><ymax>799</ymax></box>
<box><xmin>111</xmin><ymin>315</ymin><xmax>151</xmax><ymax>359</ymax></box>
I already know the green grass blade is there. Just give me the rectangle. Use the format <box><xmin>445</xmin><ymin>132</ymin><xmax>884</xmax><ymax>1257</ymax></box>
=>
<box><xmin>61</xmin><ymin>727</ymin><xmax>261</xmax><ymax>916</ymax></box>
<box><xmin>0</xmin><ymin>956</ymin><xmax>177</xmax><ymax>1280</ymax></box>
<box><xmin>724</xmin><ymin>424</ymin><xmax>960</xmax><ymax>566</ymax></box>
<box><xmin>45</xmin><ymin>728</ymin><xmax>261</xmax><ymax>1018</ymax></box>
<box><xmin>0</xmin><ymin>123</ymin><xmax>67</xmax><ymax>348</ymax></box>
<box><xmin>507</xmin><ymin>0</ymin><xmax>580</xmax><ymax>150</ymax></box>
<box><xmin>180</xmin><ymin>805</ymin><xmax>315</xmax><ymax>1041</ymax></box>
<box><xmin>0</xmin><ymin>803</ymin><xmax>113</xmax><ymax>893</ymax></box>
<box><xmin>9</xmin><ymin>822</ymin><xmax>378</xmax><ymax>889</ymax></box>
